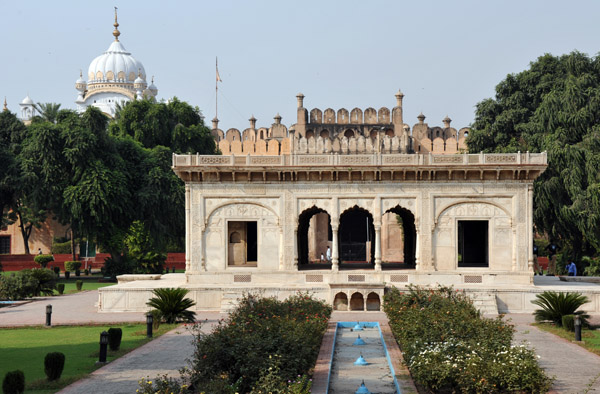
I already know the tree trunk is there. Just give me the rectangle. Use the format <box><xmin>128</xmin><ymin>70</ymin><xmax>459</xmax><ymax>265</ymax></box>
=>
<box><xmin>17</xmin><ymin>210</ymin><xmax>31</xmax><ymax>255</ymax></box>
<box><xmin>71</xmin><ymin>228</ymin><xmax>76</xmax><ymax>261</ymax></box>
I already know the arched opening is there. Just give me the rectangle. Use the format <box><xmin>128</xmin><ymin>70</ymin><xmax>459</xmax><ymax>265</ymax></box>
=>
<box><xmin>344</xmin><ymin>129</ymin><xmax>355</xmax><ymax>139</ymax></box>
<box><xmin>320</xmin><ymin>129</ymin><xmax>330</xmax><ymax>139</ymax></box>
<box><xmin>366</xmin><ymin>292</ymin><xmax>380</xmax><ymax>311</ymax></box>
<box><xmin>350</xmin><ymin>293</ymin><xmax>364</xmax><ymax>311</ymax></box>
<box><xmin>333</xmin><ymin>292</ymin><xmax>348</xmax><ymax>311</ymax></box>
<box><xmin>464</xmin><ymin>131</ymin><xmax>469</xmax><ymax>138</ymax></box>
<box><xmin>382</xmin><ymin>206</ymin><xmax>416</xmax><ymax>268</ymax></box>
<box><xmin>385</xmin><ymin>129</ymin><xmax>395</xmax><ymax>137</ymax></box>
<box><xmin>297</xmin><ymin>206</ymin><xmax>332</xmax><ymax>269</ymax></box>
<box><xmin>339</xmin><ymin>206</ymin><xmax>375</xmax><ymax>267</ymax></box>
<box><xmin>306</xmin><ymin>130</ymin><xmax>315</xmax><ymax>139</ymax></box>
<box><xmin>369</xmin><ymin>129</ymin><xmax>378</xmax><ymax>139</ymax></box>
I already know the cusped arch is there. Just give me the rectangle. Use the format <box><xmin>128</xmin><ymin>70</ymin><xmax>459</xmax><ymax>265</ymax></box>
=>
<box><xmin>333</xmin><ymin>292</ymin><xmax>348</xmax><ymax>311</ymax></box>
<box><xmin>435</xmin><ymin>201</ymin><xmax>511</xmax><ymax>224</ymax></box>
<box><xmin>206</xmin><ymin>201</ymin><xmax>280</xmax><ymax>225</ymax></box>
<box><xmin>350</xmin><ymin>292</ymin><xmax>365</xmax><ymax>311</ymax></box>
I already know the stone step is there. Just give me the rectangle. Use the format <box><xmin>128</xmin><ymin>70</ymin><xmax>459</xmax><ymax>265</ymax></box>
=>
<box><xmin>469</xmin><ymin>292</ymin><xmax>499</xmax><ymax>314</ymax></box>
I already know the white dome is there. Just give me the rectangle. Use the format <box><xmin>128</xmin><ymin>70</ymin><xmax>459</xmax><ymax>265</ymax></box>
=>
<box><xmin>87</xmin><ymin>41</ymin><xmax>145</xmax><ymax>83</ymax></box>
<box><xmin>20</xmin><ymin>95</ymin><xmax>33</xmax><ymax>105</ymax></box>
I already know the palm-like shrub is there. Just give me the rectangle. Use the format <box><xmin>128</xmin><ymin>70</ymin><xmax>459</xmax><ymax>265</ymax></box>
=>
<box><xmin>532</xmin><ymin>291</ymin><xmax>589</xmax><ymax>326</ymax></box>
<box><xmin>146</xmin><ymin>288</ymin><xmax>196</xmax><ymax>324</ymax></box>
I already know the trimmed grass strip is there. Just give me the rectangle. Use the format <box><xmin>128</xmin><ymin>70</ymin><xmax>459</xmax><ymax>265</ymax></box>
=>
<box><xmin>0</xmin><ymin>323</ymin><xmax>177</xmax><ymax>393</ymax></box>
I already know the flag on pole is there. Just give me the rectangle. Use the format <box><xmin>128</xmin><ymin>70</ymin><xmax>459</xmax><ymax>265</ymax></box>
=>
<box><xmin>216</xmin><ymin>58</ymin><xmax>222</xmax><ymax>82</ymax></box>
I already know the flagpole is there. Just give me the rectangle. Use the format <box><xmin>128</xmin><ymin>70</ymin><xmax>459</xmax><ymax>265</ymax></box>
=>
<box><xmin>215</xmin><ymin>57</ymin><xmax>218</xmax><ymax>120</ymax></box>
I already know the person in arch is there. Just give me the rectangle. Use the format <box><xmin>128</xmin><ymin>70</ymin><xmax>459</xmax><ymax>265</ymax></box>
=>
<box><xmin>326</xmin><ymin>246</ymin><xmax>331</xmax><ymax>263</ymax></box>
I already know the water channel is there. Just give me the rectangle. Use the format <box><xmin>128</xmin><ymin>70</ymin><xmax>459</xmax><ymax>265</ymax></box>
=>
<box><xmin>327</xmin><ymin>322</ymin><xmax>400</xmax><ymax>394</ymax></box>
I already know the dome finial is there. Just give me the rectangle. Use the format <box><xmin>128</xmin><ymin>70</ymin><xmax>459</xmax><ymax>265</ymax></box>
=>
<box><xmin>113</xmin><ymin>6</ymin><xmax>121</xmax><ymax>42</ymax></box>
<box><xmin>3</xmin><ymin>97</ymin><xmax>8</xmax><ymax>112</ymax></box>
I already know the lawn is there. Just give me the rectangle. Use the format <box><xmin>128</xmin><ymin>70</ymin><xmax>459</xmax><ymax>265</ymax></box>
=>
<box><xmin>54</xmin><ymin>279</ymin><xmax>113</xmax><ymax>295</ymax></box>
<box><xmin>534</xmin><ymin>322</ymin><xmax>600</xmax><ymax>356</ymax></box>
<box><xmin>0</xmin><ymin>323</ymin><xmax>177</xmax><ymax>393</ymax></box>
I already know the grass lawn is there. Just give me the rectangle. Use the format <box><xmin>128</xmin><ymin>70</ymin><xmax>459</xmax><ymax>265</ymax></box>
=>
<box><xmin>54</xmin><ymin>279</ymin><xmax>113</xmax><ymax>295</ymax></box>
<box><xmin>0</xmin><ymin>323</ymin><xmax>178</xmax><ymax>393</ymax></box>
<box><xmin>534</xmin><ymin>322</ymin><xmax>600</xmax><ymax>356</ymax></box>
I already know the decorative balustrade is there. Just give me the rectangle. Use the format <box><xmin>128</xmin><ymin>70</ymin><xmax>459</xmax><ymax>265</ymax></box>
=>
<box><xmin>173</xmin><ymin>152</ymin><xmax>547</xmax><ymax>168</ymax></box>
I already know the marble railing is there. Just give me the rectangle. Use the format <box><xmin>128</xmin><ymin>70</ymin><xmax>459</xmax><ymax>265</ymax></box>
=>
<box><xmin>173</xmin><ymin>152</ymin><xmax>547</xmax><ymax>168</ymax></box>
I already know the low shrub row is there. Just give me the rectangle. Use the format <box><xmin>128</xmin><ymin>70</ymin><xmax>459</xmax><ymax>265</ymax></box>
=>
<box><xmin>384</xmin><ymin>285</ymin><xmax>552</xmax><ymax>393</ymax></box>
<box><xmin>138</xmin><ymin>293</ymin><xmax>331</xmax><ymax>394</ymax></box>
<box><xmin>0</xmin><ymin>269</ymin><xmax>57</xmax><ymax>300</ymax></box>
<box><xmin>3</xmin><ymin>352</ymin><xmax>65</xmax><ymax>394</ymax></box>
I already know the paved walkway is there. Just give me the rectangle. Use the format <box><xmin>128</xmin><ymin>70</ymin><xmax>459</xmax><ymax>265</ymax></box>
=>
<box><xmin>508</xmin><ymin>313</ymin><xmax>600</xmax><ymax>394</ymax></box>
<box><xmin>3</xmin><ymin>290</ymin><xmax>600</xmax><ymax>393</ymax></box>
<box><xmin>0</xmin><ymin>290</ymin><xmax>145</xmax><ymax>327</ymax></box>
<box><xmin>58</xmin><ymin>314</ymin><xmax>222</xmax><ymax>394</ymax></box>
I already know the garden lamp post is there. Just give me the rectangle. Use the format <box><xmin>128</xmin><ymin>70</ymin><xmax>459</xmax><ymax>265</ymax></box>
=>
<box><xmin>98</xmin><ymin>331</ymin><xmax>109</xmax><ymax>363</ymax></box>
<box><xmin>146</xmin><ymin>312</ymin><xmax>153</xmax><ymax>338</ymax></box>
<box><xmin>45</xmin><ymin>304</ymin><xmax>52</xmax><ymax>327</ymax></box>
<box><xmin>574</xmin><ymin>315</ymin><xmax>582</xmax><ymax>341</ymax></box>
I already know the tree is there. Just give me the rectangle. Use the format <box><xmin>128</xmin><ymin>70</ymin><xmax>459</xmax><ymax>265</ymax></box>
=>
<box><xmin>109</xmin><ymin>97</ymin><xmax>216</xmax><ymax>154</ymax></box>
<box><xmin>468</xmin><ymin>51</ymin><xmax>600</xmax><ymax>260</ymax></box>
<box><xmin>0</xmin><ymin>110</ymin><xmax>46</xmax><ymax>253</ymax></box>
<box><xmin>33</xmin><ymin>102</ymin><xmax>61</xmax><ymax>123</ymax></box>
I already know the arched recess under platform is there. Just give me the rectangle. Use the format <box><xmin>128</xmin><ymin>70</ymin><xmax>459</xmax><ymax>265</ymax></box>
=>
<box><xmin>366</xmin><ymin>292</ymin><xmax>381</xmax><ymax>311</ymax></box>
<box><xmin>333</xmin><ymin>292</ymin><xmax>348</xmax><ymax>311</ymax></box>
<box><xmin>382</xmin><ymin>205</ymin><xmax>416</xmax><ymax>268</ymax></box>
<box><xmin>297</xmin><ymin>206</ymin><xmax>332</xmax><ymax>269</ymax></box>
<box><xmin>350</xmin><ymin>292</ymin><xmax>364</xmax><ymax>311</ymax></box>
<box><xmin>339</xmin><ymin>206</ymin><xmax>375</xmax><ymax>268</ymax></box>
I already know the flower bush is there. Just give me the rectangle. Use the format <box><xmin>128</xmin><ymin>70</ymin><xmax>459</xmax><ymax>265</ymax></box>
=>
<box><xmin>384</xmin><ymin>285</ymin><xmax>552</xmax><ymax>393</ymax></box>
<box><xmin>187</xmin><ymin>292</ymin><xmax>331</xmax><ymax>393</ymax></box>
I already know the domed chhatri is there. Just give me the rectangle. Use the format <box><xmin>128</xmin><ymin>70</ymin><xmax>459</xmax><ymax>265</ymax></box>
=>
<box><xmin>75</xmin><ymin>7</ymin><xmax>157</xmax><ymax>117</ymax></box>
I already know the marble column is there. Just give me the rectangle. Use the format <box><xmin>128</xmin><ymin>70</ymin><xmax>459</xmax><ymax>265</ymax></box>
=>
<box><xmin>331</xmin><ymin>223</ymin><xmax>339</xmax><ymax>271</ymax></box>
<box><xmin>185</xmin><ymin>184</ymin><xmax>191</xmax><ymax>272</ymax></box>
<box><xmin>374</xmin><ymin>224</ymin><xmax>382</xmax><ymax>271</ymax></box>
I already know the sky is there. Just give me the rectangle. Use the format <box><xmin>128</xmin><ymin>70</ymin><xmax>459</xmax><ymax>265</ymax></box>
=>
<box><xmin>2</xmin><ymin>0</ymin><xmax>600</xmax><ymax>132</ymax></box>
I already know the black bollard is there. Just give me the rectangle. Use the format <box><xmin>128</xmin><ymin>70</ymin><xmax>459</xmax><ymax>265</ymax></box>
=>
<box><xmin>45</xmin><ymin>304</ymin><xmax>52</xmax><ymax>327</ymax></box>
<box><xmin>146</xmin><ymin>312</ymin><xmax>154</xmax><ymax>338</ymax></box>
<box><xmin>99</xmin><ymin>331</ymin><xmax>109</xmax><ymax>363</ymax></box>
<box><xmin>574</xmin><ymin>315</ymin><xmax>582</xmax><ymax>341</ymax></box>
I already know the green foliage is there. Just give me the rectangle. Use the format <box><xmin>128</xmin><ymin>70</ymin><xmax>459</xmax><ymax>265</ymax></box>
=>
<box><xmin>109</xmin><ymin>98</ymin><xmax>216</xmax><ymax>154</ymax></box>
<box><xmin>250</xmin><ymin>356</ymin><xmax>312</xmax><ymax>394</ymax></box>
<box><xmin>64</xmin><ymin>261</ymin><xmax>81</xmax><ymax>272</ymax></box>
<box><xmin>33</xmin><ymin>103</ymin><xmax>61</xmax><ymax>123</ymax></box>
<box><xmin>0</xmin><ymin>273</ymin><xmax>36</xmax><ymax>300</ymax></box>
<box><xmin>188</xmin><ymin>293</ymin><xmax>331</xmax><ymax>393</ymax></box>
<box><xmin>384</xmin><ymin>285</ymin><xmax>551</xmax><ymax>393</ymax></box>
<box><xmin>0</xmin><ymin>269</ymin><xmax>56</xmax><ymax>300</ymax></box>
<box><xmin>75</xmin><ymin>280</ymin><xmax>83</xmax><ymax>291</ymax></box>
<box><xmin>34</xmin><ymin>254</ymin><xmax>54</xmax><ymax>268</ymax></box>
<box><xmin>52</xmin><ymin>266</ymin><xmax>60</xmax><ymax>275</ymax></box>
<box><xmin>583</xmin><ymin>256</ymin><xmax>600</xmax><ymax>276</ymax></box>
<box><xmin>43</xmin><ymin>352</ymin><xmax>65</xmax><ymax>381</ymax></box>
<box><xmin>146</xmin><ymin>288</ymin><xmax>196</xmax><ymax>324</ymax></box>
<box><xmin>26</xmin><ymin>268</ymin><xmax>57</xmax><ymax>296</ymax></box>
<box><xmin>2</xmin><ymin>370</ymin><xmax>25</xmax><ymax>394</ymax></box>
<box><xmin>137</xmin><ymin>375</ymin><xmax>190</xmax><ymax>394</ymax></box>
<box><xmin>51</xmin><ymin>240</ymin><xmax>71</xmax><ymax>254</ymax></box>
<box><xmin>468</xmin><ymin>51</ymin><xmax>600</xmax><ymax>259</ymax></box>
<box><xmin>64</xmin><ymin>271</ymin><xmax>70</xmax><ymax>280</ymax></box>
<box><xmin>107</xmin><ymin>328</ymin><xmax>122</xmax><ymax>351</ymax></box>
<box><xmin>532</xmin><ymin>291</ymin><xmax>590</xmax><ymax>326</ymax></box>
<box><xmin>562</xmin><ymin>314</ymin><xmax>575</xmax><ymax>332</ymax></box>
<box><xmin>124</xmin><ymin>221</ymin><xmax>165</xmax><ymax>274</ymax></box>
<box><xmin>102</xmin><ymin>255</ymin><xmax>135</xmax><ymax>279</ymax></box>
<box><xmin>57</xmin><ymin>284</ymin><xmax>65</xmax><ymax>295</ymax></box>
